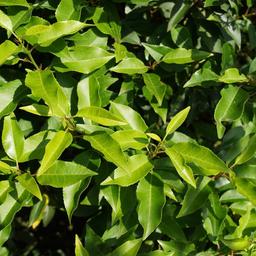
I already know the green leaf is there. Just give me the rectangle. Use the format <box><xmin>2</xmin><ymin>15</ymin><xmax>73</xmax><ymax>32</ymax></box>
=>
<box><xmin>219</xmin><ymin>68</ymin><xmax>248</xmax><ymax>83</ymax></box>
<box><xmin>142</xmin><ymin>73</ymin><xmax>167</xmax><ymax>106</ymax></box>
<box><xmin>235</xmin><ymin>178</ymin><xmax>256</xmax><ymax>206</ymax></box>
<box><xmin>20</xmin><ymin>104</ymin><xmax>51</xmax><ymax>116</ymax></box>
<box><xmin>0</xmin><ymin>225</ymin><xmax>11</xmax><ymax>247</ymax></box>
<box><xmin>214</xmin><ymin>85</ymin><xmax>249</xmax><ymax>139</ymax></box>
<box><xmin>111</xmin><ymin>130</ymin><xmax>148</xmax><ymax>150</ymax></box>
<box><xmin>110</xmin><ymin>58</ymin><xmax>148</xmax><ymax>74</ymax></box>
<box><xmin>76</xmin><ymin>107</ymin><xmax>127</xmax><ymax>126</ymax></box>
<box><xmin>60</xmin><ymin>46</ymin><xmax>114</xmax><ymax>74</ymax></box>
<box><xmin>165</xmin><ymin>106</ymin><xmax>190</xmax><ymax>138</ymax></box>
<box><xmin>165</xmin><ymin>147</ymin><xmax>196</xmax><ymax>188</ymax></box>
<box><xmin>75</xmin><ymin>235</ymin><xmax>89</xmax><ymax>256</ymax></box>
<box><xmin>63</xmin><ymin>179</ymin><xmax>91</xmax><ymax>223</ymax></box>
<box><xmin>162</xmin><ymin>48</ymin><xmax>211</xmax><ymax>64</ymax></box>
<box><xmin>0</xmin><ymin>0</ymin><xmax>29</xmax><ymax>7</ymax></box>
<box><xmin>37</xmin><ymin>131</ymin><xmax>72</xmax><ymax>176</ymax></box>
<box><xmin>0</xmin><ymin>80</ymin><xmax>23</xmax><ymax>119</ymax></box>
<box><xmin>110</xmin><ymin>102</ymin><xmax>148</xmax><ymax>132</ymax></box>
<box><xmin>171</xmin><ymin>142</ymin><xmax>228</xmax><ymax>175</ymax></box>
<box><xmin>142</xmin><ymin>43</ymin><xmax>170</xmax><ymax>62</ymax></box>
<box><xmin>0</xmin><ymin>9</ymin><xmax>13</xmax><ymax>32</ymax></box>
<box><xmin>25</xmin><ymin>20</ymin><xmax>89</xmax><ymax>47</ymax></box>
<box><xmin>56</xmin><ymin>0</ymin><xmax>81</xmax><ymax>21</ymax></box>
<box><xmin>101</xmin><ymin>154</ymin><xmax>153</xmax><ymax>187</ymax></box>
<box><xmin>183</xmin><ymin>68</ymin><xmax>219</xmax><ymax>88</ymax></box>
<box><xmin>16</xmin><ymin>173</ymin><xmax>42</xmax><ymax>200</ymax></box>
<box><xmin>84</xmin><ymin>132</ymin><xmax>129</xmax><ymax>171</ymax></box>
<box><xmin>109</xmin><ymin>239</ymin><xmax>142</xmax><ymax>256</ymax></box>
<box><xmin>137</xmin><ymin>173</ymin><xmax>165</xmax><ymax>240</ymax></box>
<box><xmin>0</xmin><ymin>40</ymin><xmax>19</xmax><ymax>66</ymax></box>
<box><xmin>146</xmin><ymin>133</ymin><xmax>162</xmax><ymax>142</ymax></box>
<box><xmin>25</xmin><ymin>70</ymin><xmax>70</xmax><ymax>116</ymax></box>
<box><xmin>177</xmin><ymin>177</ymin><xmax>211</xmax><ymax>218</ymax></box>
<box><xmin>37</xmin><ymin>160</ymin><xmax>96</xmax><ymax>188</ymax></box>
<box><xmin>222</xmin><ymin>237</ymin><xmax>251</xmax><ymax>251</ymax></box>
<box><xmin>234</xmin><ymin>134</ymin><xmax>256</xmax><ymax>165</ymax></box>
<box><xmin>2</xmin><ymin>113</ymin><xmax>24</xmax><ymax>162</ymax></box>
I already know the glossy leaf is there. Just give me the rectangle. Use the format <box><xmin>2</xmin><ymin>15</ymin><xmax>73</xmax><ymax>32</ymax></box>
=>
<box><xmin>110</xmin><ymin>58</ymin><xmax>148</xmax><ymax>74</ymax></box>
<box><xmin>162</xmin><ymin>48</ymin><xmax>211</xmax><ymax>64</ymax></box>
<box><xmin>214</xmin><ymin>85</ymin><xmax>248</xmax><ymax>139</ymax></box>
<box><xmin>165</xmin><ymin>147</ymin><xmax>196</xmax><ymax>188</ymax></box>
<box><xmin>137</xmin><ymin>173</ymin><xmax>165</xmax><ymax>239</ymax></box>
<box><xmin>0</xmin><ymin>10</ymin><xmax>13</xmax><ymax>32</ymax></box>
<box><xmin>76</xmin><ymin>107</ymin><xmax>127</xmax><ymax>126</ymax></box>
<box><xmin>25</xmin><ymin>70</ymin><xmax>70</xmax><ymax>117</ymax></box>
<box><xmin>20</xmin><ymin>104</ymin><xmax>52</xmax><ymax>117</ymax></box>
<box><xmin>37</xmin><ymin>160</ymin><xmax>96</xmax><ymax>188</ymax></box>
<box><xmin>2</xmin><ymin>113</ymin><xmax>24</xmax><ymax>162</ymax></box>
<box><xmin>109</xmin><ymin>239</ymin><xmax>142</xmax><ymax>256</ymax></box>
<box><xmin>165</xmin><ymin>106</ymin><xmax>190</xmax><ymax>138</ymax></box>
<box><xmin>142</xmin><ymin>73</ymin><xmax>167</xmax><ymax>106</ymax></box>
<box><xmin>37</xmin><ymin>131</ymin><xmax>72</xmax><ymax>176</ymax></box>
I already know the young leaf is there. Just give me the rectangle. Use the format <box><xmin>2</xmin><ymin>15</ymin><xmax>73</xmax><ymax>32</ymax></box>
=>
<box><xmin>165</xmin><ymin>147</ymin><xmax>196</xmax><ymax>188</ymax></box>
<box><xmin>37</xmin><ymin>161</ymin><xmax>96</xmax><ymax>188</ymax></box>
<box><xmin>75</xmin><ymin>235</ymin><xmax>89</xmax><ymax>256</ymax></box>
<box><xmin>101</xmin><ymin>154</ymin><xmax>153</xmax><ymax>187</ymax></box>
<box><xmin>165</xmin><ymin>106</ymin><xmax>190</xmax><ymax>138</ymax></box>
<box><xmin>137</xmin><ymin>173</ymin><xmax>165</xmax><ymax>240</ymax></box>
<box><xmin>162</xmin><ymin>48</ymin><xmax>211</xmax><ymax>64</ymax></box>
<box><xmin>25</xmin><ymin>70</ymin><xmax>70</xmax><ymax>117</ymax></box>
<box><xmin>110</xmin><ymin>102</ymin><xmax>148</xmax><ymax>132</ymax></box>
<box><xmin>110</xmin><ymin>58</ymin><xmax>148</xmax><ymax>74</ymax></box>
<box><xmin>76</xmin><ymin>107</ymin><xmax>127</xmax><ymax>126</ymax></box>
<box><xmin>218</xmin><ymin>68</ymin><xmax>248</xmax><ymax>84</ymax></box>
<box><xmin>142</xmin><ymin>73</ymin><xmax>167</xmax><ymax>106</ymax></box>
<box><xmin>0</xmin><ymin>40</ymin><xmax>19</xmax><ymax>66</ymax></box>
<box><xmin>2</xmin><ymin>113</ymin><xmax>24</xmax><ymax>162</ymax></box>
<box><xmin>214</xmin><ymin>85</ymin><xmax>248</xmax><ymax>139</ymax></box>
<box><xmin>177</xmin><ymin>177</ymin><xmax>211</xmax><ymax>218</ymax></box>
<box><xmin>37</xmin><ymin>131</ymin><xmax>72</xmax><ymax>176</ymax></box>
<box><xmin>16</xmin><ymin>173</ymin><xmax>42</xmax><ymax>200</ymax></box>
<box><xmin>170</xmin><ymin>142</ymin><xmax>229</xmax><ymax>175</ymax></box>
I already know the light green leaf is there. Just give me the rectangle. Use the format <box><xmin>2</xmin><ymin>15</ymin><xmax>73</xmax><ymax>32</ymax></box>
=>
<box><xmin>110</xmin><ymin>102</ymin><xmax>148</xmax><ymax>132</ymax></box>
<box><xmin>25</xmin><ymin>20</ymin><xmax>89</xmax><ymax>47</ymax></box>
<box><xmin>214</xmin><ymin>85</ymin><xmax>249</xmax><ymax>139</ymax></box>
<box><xmin>111</xmin><ymin>130</ymin><xmax>148</xmax><ymax>150</ymax></box>
<box><xmin>16</xmin><ymin>173</ymin><xmax>42</xmax><ymax>200</ymax></box>
<box><xmin>142</xmin><ymin>73</ymin><xmax>167</xmax><ymax>105</ymax></box>
<box><xmin>60</xmin><ymin>46</ymin><xmax>114</xmax><ymax>74</ymax></box>
<box><xmin>84</xmin><ymin>132</ymin><xmax>129</xmax><ymax>172</ymax></box>
<box><xmin>219</xmin><ymin>68</ymin><xmax>248</xmax><ymax>84</ymax></box>
<box><xmin>0</xmin><ymin>10</ymin><xmax>13</xmax><ymax>32</ymax></box>
<box><xmin>177</xmin><ymin>177</ymin><xmax>211</xmax><ymax>218</ymax></box>
<box><xmin>37</xmin><ymin>160</ymin><xmax>96</xmax><ymax>188</ymax></box>
<box><xmin>110</xmin><ymin>58</ymin><xmax>148</xmax><ymax>74</ymax></box>
<box><xmin>75</xmin><ymin>235</ymin><xmax>89</xmax><ymax>256</ymax></box>
<box><xmin>234</xmin><ymin>134</ymin><xmax>256</xmax><ymax>165</ymax></box>
<box><xmin>37</xmin><ymin>131</ymin><xmax>72</xmax><ymax>176</ymax></box>
<box><xmin>171</xmin><ymin>142</ymin><xmax>229</xmax><ymax>175</ymax></box>
<box><xmin>235</xmin><ymin>178</ymin><xmax>256</xmax><ymax>206</ymax></box>
<box><xmin>0</xmin><ymin>80</ymin><xmax>22</xmax><ymax>119</ymax></box>
<box><xmin>142</xmin><ymin>43</ymin><xmax>171</xmax><ymax>62</ymax></box>
<box><xmin>2</xmin><ymin>113</ymin><xmax>24</xmax><ymax>162</ymax></box>
<box><xmin>0</xmin><ymin>40</ymin><xmax>19</xmax><ymax>66</ymax></box>
<box><xmin>101</xmin><ymin>154</ymin><xmax>153</xmax><ymax>187</ymax></box>
<box><xmin>0</xmin><ymin>0</ymin><xmax>29</xmax><ymax>7</ymax></box>
<box><xmin>0</xmin><ymin>225</ymin><xmax>11</xmax><ymax>247</ymax></box>
<box><xmin>8</xmin><ymin>6</ymin><xmax>32</xmax><ymax>31</ymax></box>
<box><xmin>137</xmin><ymin>173</ymin><xmax>165</xmax><ymax>240</ymax></box>
<box><xmin>76</xmin><ymin>107</ymin><xmax>127</xmax><ymax>126</ymax></box>
<box><xmin>165</xmin><ymin>106</ymin><xmax>190</xmax><ymax>138</ymax></box>
<box><xmin>222</xmin><ymin>237</ymin><xmax>251</xmax><ymax>251</ymax></box>
<box><xmin>162</xmin><ymin>48</ymin><xmax>211</xmax><ymax>64</ymax></box>
<box><xmin>20</xmin><ymin>104</ymin><xmax>52</xmax><ymax>116</ymax></box>
<box><xmin>165</xmin><ymin>147</ymin><xmax>196</xmax><ymax>188</ymax></box>
<box><xmin>63</xmin><ymin>179</ymin><xmax>91</xmax><ymax>223</ymax></box>
<box><xmin>0</xmin><ymin>161</ymin><xmax>14</xmax><ymax>175</ymax></box>
<box><xmin>25</xmin><ymin>70</ymin><xmax>70</xmax><ymax>116</ymax></box>
<box><xmin>109</xmin><ymin>239</ymin><xmax>142</xmax><ymax>256</ymax></box>
<box><xmin>56</xmin><ymin>0</ymin><xmax>81</xmax><ymax>21</ymax></box>
<box><xmin>146</xmin><ymin>133</ymin><xmax>162</xmax><ymax>142</ymax></box>
<box><xmin>183</xmin><ymin>68</ymin><xmax>219</xmax><ymax>88</ymax></box>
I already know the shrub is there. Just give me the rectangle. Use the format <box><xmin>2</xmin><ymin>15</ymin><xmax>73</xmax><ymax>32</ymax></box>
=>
<box><xmin>0</xmin><ymin>0</ymin><xmax>256</xmax><ymax>255</ymax></box>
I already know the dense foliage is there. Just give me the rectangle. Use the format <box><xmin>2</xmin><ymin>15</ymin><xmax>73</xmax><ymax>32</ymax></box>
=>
<box><xmin>0</xmin><ymin>0</ymin><xmax>256</xmax><ymax>255</ymax></box>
